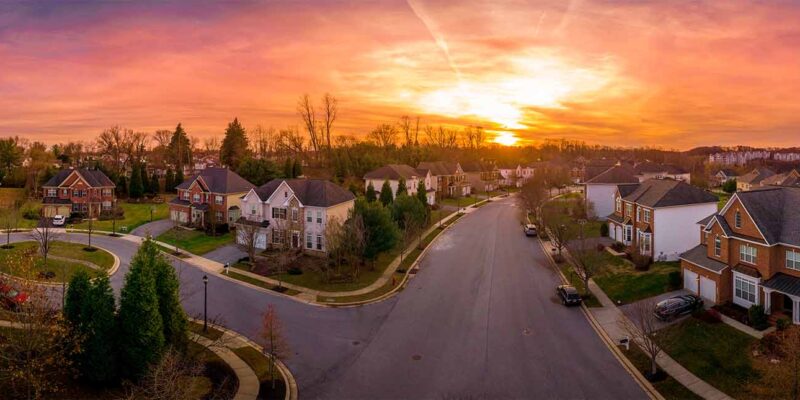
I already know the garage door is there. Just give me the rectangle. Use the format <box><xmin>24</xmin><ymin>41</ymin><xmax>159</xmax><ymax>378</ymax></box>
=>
<box><xmin>684</xmin><ymin>270</ymin><xmax>698</xmax><ymax>293</ymax></box>
<box><xmin>255</xmin><ymin>233</ymin><xmax>267</xmax><ymax>249</ymax></box>
<box><xmin>700</xmin><ymin>276</ymin><xmax>716</xmax><ymax>303</ymax></box>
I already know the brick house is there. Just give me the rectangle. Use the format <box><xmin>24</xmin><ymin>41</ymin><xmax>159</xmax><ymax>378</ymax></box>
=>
<box><xmin>680</xmin><ymin>187</ymin><xmax>800</xmax><ymax>323</ymax></box>
<box><xmin>41</xmin><ymin>168</ymin><xmax>116</xmax><ymax>218</ymax></box>
<box><xmin>607</xmin><ymin>179</ymin><xmax>718</xmax><ymax>261</ymax></box>
<box><xmin>169</xmin><ymin>167</ymin><xmax>254</xmax><ymax>227</ymax></box>
<box><xmin>363</xmin><ymin>164</ymin><xmax>436</xmax><ymax>205</ymax></box>
<box><xmin>461</xmin><ymin>161</ymin><xmax>500</xmax><ymax>193</ymax></box>
<box><xmin>235</xmin><ymin>179</ymin><xmax>355</xmax><ymax>254</ymax></box>
<box><xmin>416</xmin><ymin>161</ymin><xmax>470</xmax><ymax>200</ymax></box>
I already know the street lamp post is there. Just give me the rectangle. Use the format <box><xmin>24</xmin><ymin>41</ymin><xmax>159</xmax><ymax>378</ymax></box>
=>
<box><xmin>150</xmin><ymin>206</ymin><xmax>155</xmax><ymax>222</ymax></box>
<box><xmin>203</xmin><ymin>275</ymin><xmax>209</xmax><ymax>333</ymax></box>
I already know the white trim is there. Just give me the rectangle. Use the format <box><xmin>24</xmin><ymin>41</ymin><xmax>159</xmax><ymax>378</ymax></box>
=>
<box><xmin>719</xmin><ymin>194</ymin><xmax>769</xmax><ymax>244</ymax></box>
<box><xmin>679</xmin><ymin>258</ymin><xmax>728</xmax><ymax>275</ymax></box>
<box><xmin>732</xmin><ymin>271</ymin><xmax>760</xmax><ymax>308</ymax></box>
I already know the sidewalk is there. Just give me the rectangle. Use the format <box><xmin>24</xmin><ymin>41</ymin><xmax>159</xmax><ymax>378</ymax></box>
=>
<box><xmin>192</xmin><ymin>333</ymin><xmax>260</xmax><ymax>400</ymax></box>
<box><xmin>540</xmin><ymin>238</ymin><xmax>732</xmax><ymax>400</ymax></box>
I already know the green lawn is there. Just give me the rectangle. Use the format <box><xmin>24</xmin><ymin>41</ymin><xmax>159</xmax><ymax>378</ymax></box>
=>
<box><xmin>593</xmin><ymin>256</ymin><xmax>681</xmax><ymax>305</ymax></box>
<box><xmin>620</xmin><ymin>344</ymin><xmax>702</xmax><ymax>400</ymax></box>
<box><xmin>0</xmin><ymin>188</ymin><xmax>40</xmax><ymax>229</ymax></box>
<box><xmin>717</xmin><ymin>192</ymin><xmax>732</xmax><ymax>210</ymax></box>
<box><xmin>156</xmin><ymin>228</ymin><xmax>234</xmax><ymax>255</ymax></box>
<box><xmin>0</xmin><ymin>240</ymin><xmax>113</xmax><ymax>282</ymax></box>
<box><xmin>662</xmin><ymin>315</ymin><xmax>757</xmax><ymax>397</ymax></box>
<box><xmin>233</xmin><ymin>346</ymin><xmax>286</xmax><ymax>398</ymax></box>
<box><xmin>72</xmin><ymin>196</ymin><xmax>173</xmax><ymax>233</ymax></box>
<box><xmin>189</xmin><ymin>320</ymin><xmax>225</xmax><ymax>341</ymax></box>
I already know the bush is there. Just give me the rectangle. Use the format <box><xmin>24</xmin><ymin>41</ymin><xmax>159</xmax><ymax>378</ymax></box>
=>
<box><xmin>23</xmin><ymin>208</ymin><xmax>40</xmax><ymax>220</ymax></box>
<box><xmin>287</xmin><ymin>267</ymin><xmax>302</xmax><ymax>275</ymax></box>
<box><xmin>596</xmin><ymin>243</ymin><xmax>606</xmax><ymax>252</ymax></box>
<box><xmin>748</xmin><ymin>304</ymin><xmax>769</xmax><ymax>330</ymax></box>
<box><xmin>600</xmin><ymin>223</ymin><xmax>609</xmax><ymax>237</ymax></box>
<box><xmin>667</xmin><ymin>271</ymin><xmax>681</xmax><ymax>289</ymax></box>
<box><xmin>611</xmin><ymin>242</ymin><xmax>626</xmax><ymax>252</ymax></box>
<box><xmin>631</xmin><ymin>252</ymin><xmax>652</xmax><ymax>271</ymax></box>
<box><xmin>777</xmin><ymin>317</ymin><xmax>791</xmax><ymax>331</ymax></box>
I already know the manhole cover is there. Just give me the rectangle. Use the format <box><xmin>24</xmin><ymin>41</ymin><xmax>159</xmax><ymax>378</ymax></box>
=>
<box><xmin>412</xmin><ymin>354</ymin><xmax>422</xmax><ymax>361</ymax></box>
<box><xmin>352</xmin><ymin>341</ymin><xmax>360</xmax><ymax>346</ymax></box>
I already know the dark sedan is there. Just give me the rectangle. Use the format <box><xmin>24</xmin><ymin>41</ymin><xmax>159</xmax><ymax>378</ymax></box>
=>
<box><xmin>654</xmin><ymin>294</ymin><xmax>703</xmax><ymax>321</ymax></box>
<box><xmin>556</xmin><ymin>285</ymin><xmax>582</xmax><ymax>306</ymax></box>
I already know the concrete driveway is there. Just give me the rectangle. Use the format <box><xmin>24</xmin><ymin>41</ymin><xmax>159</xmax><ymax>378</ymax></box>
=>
<box><xmin>203</xmin><ymin>244</ymin><xmax>247</xmax><ymax>265</ymax></box>
<box><xmin>12</xmin><ymin>197</ymin><xmax>646</xmax><ymax>399</ymax></box>
<box><xmin>619</xmin><ymin>289</ymin><xmax>695</xmax><ymax>330</ymax></box>
<box><xmin>130</xmin><ymin>218</ymin><xmax>174</xmax><ymax>237</ymax></box>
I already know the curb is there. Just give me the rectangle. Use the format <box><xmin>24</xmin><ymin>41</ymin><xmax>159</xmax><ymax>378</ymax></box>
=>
<box><xmin>536</xmin><ymin>238</ymin><xmax>664</xmax><ymax>400</ymax></box>
<box><xmin>192</xmin><ymin>318</ymin><xmax>298</xmax><ymax>400</ymax></box>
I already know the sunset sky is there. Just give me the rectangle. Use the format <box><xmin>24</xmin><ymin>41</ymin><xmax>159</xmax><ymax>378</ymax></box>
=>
<box><xmin>1</xmin><ymin>1</ymin><xmax>798</xmax><ymax>149</ymax></box>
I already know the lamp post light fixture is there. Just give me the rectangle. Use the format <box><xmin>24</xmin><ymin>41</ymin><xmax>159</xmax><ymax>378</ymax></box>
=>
<box><xmin>224</xmin><ymin>263</ymin><xmax>229</xmax><ymax>275</ymax></box>
<box><xmin>203</xmin><ymin>275</ymin><xmax>209</xmax><ymax>333</ymax></box>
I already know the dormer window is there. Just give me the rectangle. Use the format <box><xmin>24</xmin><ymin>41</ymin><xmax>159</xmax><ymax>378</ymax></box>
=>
<box><xmin>714</xmin><ymin>236</ymin><xmax>721</xmax><ymax>257</ymax></box>
<box><xmin>615</xmin><ymin>197</ymin><xmax>621</xmax><ymax>212</ymax></box>
<box><xmin>734</xmin><ymin>211</ymin><xmax>742</xmax><ymax>229</ymax></box>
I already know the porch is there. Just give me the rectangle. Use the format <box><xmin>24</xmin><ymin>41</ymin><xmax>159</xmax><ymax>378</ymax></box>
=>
<box><xmin>762</xmin><ymin>273</ymin><xmax>800</xmax><ymax>325</ymax></box>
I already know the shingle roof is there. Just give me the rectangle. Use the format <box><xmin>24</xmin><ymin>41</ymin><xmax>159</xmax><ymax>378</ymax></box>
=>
<box><xmin>584</xmin><ymin>165</ymin><xmax>639</xmax><ymax>184</ymax></box>
<box><xmin>761</xmin><ymin>170</ymin><xmax>800</xmax><ymax>187</ymax></box>
<box><xmin>417</xmin><ymin>161</ymin><xmax>460</xmax><ymax>176</ymax></box>
<box><xmin>734</xmin><ymin>186</ymin><xmax>800</xmax><ymax>245</ymax></box>
<box><xmin>623</xmin><ymin>179</ymin><xmax>718</xmax><ymax>208</ymax></box>
<box><xmin>680</xmin><ymin>245</ymin><xmax>729</xmax><ymax>273</ymax></box>
<box><xmin>364</xmin><ymin>164</ymin><xmax>424</xmax><ymax>180</ymax></box>
<box><xmin>617</xmin><ymin>183</ymin><xmax>640</xmax><ymax>197</ymax></box>
<box><xmin>633</xmin><ymin>162</ymin><xmax>688</xmax><ymax>175</ymax></box>
<box><xmin>461</xmin><ymin>161</ymin><xmax>495</xmax><ymax>173</ymax></box>
<box><xmin>763</xmin><ymin>273</ymin><xmax>800</xmax><ymax>297</ymax></box>
<box><xmin>737</xmin><ymin>168</ymin><xmax>776</xmax><ymax>185</ymax></box>
<box><xmin>43</xmin><ymin>168</ymin><xmax>115</xmax><ymax>188</ymax></box>
<box><xmin>176</xmin><ymin>167</ymin><xmax>254</xmax><ymax>194</ymax></box>
<box><xmin>254</xmin><ymin>179</ymin><xmax>355</xmax><ymax>208</ymax></box>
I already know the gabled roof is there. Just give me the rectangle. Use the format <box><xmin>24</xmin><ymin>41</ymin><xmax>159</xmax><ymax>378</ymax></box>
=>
<box><xmin>43</xmin><ymin>168</ymin><xmax>115</xmax><ymax>188</ymax></box>
<box><xmin>737</xmin><ymin>167</ymin><xmax>776</xmax><ymax>185</ymax></box>
<box><xmin>623</xmin><ymin>179</ymin><xmax>718</xmax><ymax>208</ymax></box>
<box><xmin>716</xmin><ymin>169</ymin><xmax>738</xmax><ymax>177</ymax></box>
<box><xmin>461</xmin><ymin>161</ymin><xmax>495</xmax><ymax>173</ymax></box>
<box><xmin>617</xmin><ymin>183</ymin><xmax>640</xmax><ymax>197</ymax></box>
<box><xmin>364</xmin><ymin>164</ymin><xmax>424</xmax><ymax>181</ymax></box>
<box><xmin>253</xmin><ymin>179</ymin><xmax>355</xmax><ymax>208</ymax></box>
<box><xmin>633</xmin><ymin>162</ymin><xmax>688</xmax><ymax>175</ymax></box>
<box><xmin>761</xmin><ymin>169</ymin><xmax>800</xmax><ymax>187</ymax></box>
<box><xmin>176</xmin><ymin>167</ymin><xmax>254</xmax><ymax>194</ymax></box>
<box><xmin>585</xmin><ymin>165</ymin><xmax>638</xmax><ymax>184</ymax></box>
<box><xmin>680</xmin><ymin>245</ymin><xmax>728</xmax><ymax>273</ymax></box>
<box><xmin>417</xmin><ymin>161</ymin><xmax>460</xmax><ymax>176</ymax></box>
<box><xmin>732</xmin><ymin>187</ymin><xmax>800</xmax><ymax>246</ymax></box>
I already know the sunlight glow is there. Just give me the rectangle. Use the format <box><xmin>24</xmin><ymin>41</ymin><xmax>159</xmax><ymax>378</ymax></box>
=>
<box><xmin>493</xmin><ymin>131</ymin><xmax>518</xmax><ymax>146</ymax></box>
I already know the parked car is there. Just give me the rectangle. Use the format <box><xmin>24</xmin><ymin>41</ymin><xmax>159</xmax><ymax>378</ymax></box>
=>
<box><xmin>556</xmin><ymin>285</ymin><xmax>582</xmax><ymax>306</ymax></box>
<box><xmin>654</xmin><ymin>294</ymin><xmax>703</xmax><ymax>321</ymax></box>
<box><xmin>523</xmin><ymin>224</ymin><xmax>538</xmax><ymax>236</ymax></box>
<box><xmin>0</xmin><ymin>281</ymin><xmax>28</xmax><ymax>311</ymax></box>
<box><xmin>52</xmin><ymin>215</ymin><xmax>66</xmax><ymax>226</ymax></box>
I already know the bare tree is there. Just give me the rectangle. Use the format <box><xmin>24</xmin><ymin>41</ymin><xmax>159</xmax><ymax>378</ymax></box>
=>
<box><xmin>618</xmin><ymin>299</ymin><xmax>674</xmax><ymax>378</ymax></box>
<box><xmin>324</xmin><ymin>216</ymin><xmax>345</xmax><ymax>281</ymax></box>
<box><xmin>203</xmin><ymin>135</ymin><xmax>221</xmax><ymax>153</ymax></box>
<box><xmin>31</xmin><ymin>218</ymin><xmax>62</xmax><ymax>304</ymax></box>
<box><xmin>153</xmin><ymin>129</ymin><xmax>172</xmax><ymax>148</ymax></box>
<box><xmin>276</xmin><ymin>127</ymin><xmax>305</xmax><ymax>157</ymax></box>
<box><xmin>343</xmin><ymin>215</ymin><xmax>366</xmax><ymax>280</ymax></box>
<box><xmin>464</xmin><ymin>125</ymin><xmax>486</xmax><ymax>149</ymax></box>
<box><xmin>251</xmin><ymin>125</ymin><xmax>274</xmax><ymax>158</ymax></box>
<box><xmin>123</xmin><ymin>349</ymin><xmax>206</xmax><ymax>400</ymax></box>
<box><xmin>400</xmin><ymin>213</ymin><xmax>420</xmax><ymax>263</ymax></box>
<box><xmin>424</xmin><ymin>125</ymin><xmax>459</xmax><ymax>149</ymax></box>
<box><xmin>542</xmin><ymin>209</ymin><xmax>575</xmax><ymax>256</ymax></box>
<box><xmin>259</xmin><ymin>304</ymin><xmax>290</xmax><ymax>389</ymax></box>
<box><xmin>368</xmin><ymin>124</ymin><xmax>398</xmax><ymax>148</ymax></box>
<box><xmin>297</xmin><ymin>94</ymin><xmax>320</xmax><ymax>156</ymax></box>
<box><xmin>570</xmin><ymin>241</ymin><xmax>603</xmax><ymax>296</ymax></box>
<box><xmin>321</xmin><ymin>93</ymin><xmax>338</xmax><ymax>152</ymax></box>
<box><xmin>236</xmin><ymin>221</ymin><xmax>262</xmax><ymax>265</ymax></box>
<box><xmin>399</xmin><ymin>116</ymin><xmax>413</xmax><ymax>147</ymax></box>
<box><xmin>1</xmin><ymin>201</ymin><xmax>20</xmax><ymax>248</ymax></box>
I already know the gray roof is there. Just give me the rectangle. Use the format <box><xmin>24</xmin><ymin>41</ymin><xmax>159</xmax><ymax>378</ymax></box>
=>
<box><xmin>734</xmin><ymin>187</ymin><xmax>800</xmax><ymax>245</ymax></box>
<box><xmin>737</xmin><ymin>168</ymin><xmax>776</xmax><ymax>185</ymax></box>
<box><xmin>43</xmin><ymin>168</ymin><xmax>115</xmax><ymax>188</ymax></box>
<box><xmin>254</xmin><ymin>179</ymin><xmax>355</xmax><ymax>208</ymax></box>
<box><xmin>633</xmin><ymin>162</ymin><xmax>687</xmax><ymax>175</ymax></box>
<box><xmin>364</xmin><ymin>164</ymin><xmax>424</xmax><ymax>180</ymax></box>
<box><xmin>763</xmin><ymin>273</ymin><xmax>800</xmax><ymax>297</ymax></box>
<box><xmin>176</xmin><ymin>167</ymin><xmax>254</xmax><ymax>194</ymax></box>
<box><xmin>623</xmin><ymin>179</ymin><xmax>718</xmax><ymax>208</ymax></box>
<box><xmin>680</xmin><ymin>245</ymin><xmax>729</xmax><ymax>273</ymax></box>
<box><xmin>417</xmin><ymin>161</ymin><xmax>460</xmax><ymax>176</ymax></box>
<box><xmin>617</xmin><ymin>183</ymin><xmax>640</xmax><ymax>197</ymax></box>
<box><xmin>585</xmin><ymin>165</ymin><xmax>639</xmax><ymax>184</ymax></box>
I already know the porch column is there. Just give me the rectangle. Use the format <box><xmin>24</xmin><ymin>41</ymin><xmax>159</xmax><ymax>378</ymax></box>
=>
<box><xmin>793</xmin><ymin>297</ymin><xmax>800</xmax><ymax>325</ymax></box>
<box><xmin>763</xmin><ymin>288</ymin><xmax>772</xmax><ymax>315</ymax></box>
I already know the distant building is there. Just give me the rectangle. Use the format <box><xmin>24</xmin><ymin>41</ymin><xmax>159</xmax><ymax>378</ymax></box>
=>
<box><xmin>417</xmin><ymin>161</ymin><xmax>470</xmax><ymax>199</ymax></box>
<box><xmin>363</xmin><ymin>164</ymin><xmax>435</xmax><ymax>205</ymax></box>
<box><xmin>583</xmin><ymin>165</ymin><xmax>639</xmax><ymax>220</ymax></box>
<box><xmin>632</xmin><ymin>162</ymin><xmax>691</xmax><ymax>183</ymax></box>
<box><xmin>461</xmin><ymin>161</ymin><xmax>500</xmax><ymax>193</ymax></box>
<box><xmin>736</xmin><ymin>168</ymin><xmax>776</xmax><ymax>191</ymax></box>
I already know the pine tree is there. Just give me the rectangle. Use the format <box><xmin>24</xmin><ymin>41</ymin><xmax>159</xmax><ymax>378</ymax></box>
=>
<box><xmin>150</xmin><ymin>171</ymin><xmax>160</xmax><ymax>194</ymax></box>
<box><xmin>141</xmin><ymin>164</ymin><xmax>150</xmax><ymax>196</ymax></box>
<box><xmin>292</xmin><ymin>158</ymin><xmax>302</xmax><ymax>178</ymax></box>
<box><xmin>396</xmin><ymin>178</ymin><xmax>408</xmax><ymax>196</ymax></box>
<box><xmin>117</xmin><ymin>175</ymin><xmax>128</xmax><ymax>198</ymax></box>
<box><xmin>129</xmin><ymin>164</ymin><xmax>144</xmax><ymax>199</ymax></box>
<box><xmin>283</xmin><ymin>158</ymin><xmax>293</xmax><ymax>178</ymax></box>
<box><xmin>365</xmin><ymin>182</ymin><xmax>377</xmax><ymax>202</ymax></box>
<box><xmin>152</xmin><ymin>248</ymin><xmax>188</xmax><ymax>351</ymax></box>
<box><xmin>175</xmin><ymin>167</ymin><xmax>184</xmax><ymax>190</ymax></box>
<box><xmin>416</xmin><ymin>180</ymin><xmax>428</xmax><ymax>206</ymax></box>
<box><xmin>220</xmin><ymin>118</ymin><xmax>250</xmax><ymax>170</ymax></box>
<box><xmin>379</xmin><ymin>180</ymin><xmax>394</xmax><ymax>206</ymax></box>
<box><xmin>168</xmin><ymin>123</ymin><xmax>192</xmax><ymax>171</ymax></box>
<box><xmin>117</xmin><ymin>239</ymin><xmax>165</xmax><ymax>379</ymax></box>
<box><xmin>80</xmin><ymin>275</ymin><xmax>118</xmax><ymax>384</ymax></box>
<box><xmin>165</xmin><ymin>168</ymin><xmax>175</xmax><ymax>193</ymax></box>
<box><xmin>64</xmin><ymin>270</ymin><xmax>92</xmax><ymax>328</ymax></box>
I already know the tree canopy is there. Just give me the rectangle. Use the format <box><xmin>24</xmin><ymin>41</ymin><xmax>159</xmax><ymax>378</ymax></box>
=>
<box><xmin>220</xmin><ymin>118</ymin><xmax>250</xmax><ymax>170</ymax></box>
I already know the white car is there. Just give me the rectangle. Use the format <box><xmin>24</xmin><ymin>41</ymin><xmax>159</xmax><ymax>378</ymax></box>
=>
<box><xmin>52</xmin><ymin>215</ymin><xmax>66</xmax><ymax>226</ymax></box>
<box><xmin>523</xmin><ymin>224</ymin><xmax>537</xmax><ymax>237</ymax></box>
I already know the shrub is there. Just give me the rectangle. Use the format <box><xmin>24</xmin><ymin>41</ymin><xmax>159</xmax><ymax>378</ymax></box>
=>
<box><xmin>667</xmin><ymin>271</ymin><xmax>681</xmax><ymax>289</ymax></box>
<box><xmin>748</xmin><ymin>304</ymin><xmax>769</xmax><ymax>330</ymax></box>
<box><xmin>600</xmin><ymin>223</ymin><xmax>609</xmax><ymax>237</ymax></box>
<box><xmin>777</xmin><ymin>317</ymin><xmax>791</xmax><ymax>331</ymax></box>
<box><xmin>596</xmin><ymin>243</ymin><xmax>606</xmax><ymax>252</ymax></box>
<box><xmin>287</xmin><ymin>267</ymin><xmax>302</xmax><ymax>275</ymax></box>
<box><xmin>23</xmin><ymin>208</ymin><xmax>39</xmax><ymax>220</ymax></box>
<box><xmin>611</xmin><ymin>242</ymin><xmax>626</xmax><ymax>252</ymax></box>
<box><xmin>631</xmin><ymin>252</ymin><xmax>652</xmax><ymax>271</ymax></box>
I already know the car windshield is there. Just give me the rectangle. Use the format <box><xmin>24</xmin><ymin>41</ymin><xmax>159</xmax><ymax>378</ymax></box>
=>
<box><xmin>567</xmin><ymin>293</ymin><xmax>580</xmax><ymax>299</ymax></box>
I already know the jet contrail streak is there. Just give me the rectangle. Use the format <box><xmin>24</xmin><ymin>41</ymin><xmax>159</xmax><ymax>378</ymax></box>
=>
<box><xmin>406</xmin><ymin>0</ymin><xmax>463</xmax><ymax>82</ymax></box>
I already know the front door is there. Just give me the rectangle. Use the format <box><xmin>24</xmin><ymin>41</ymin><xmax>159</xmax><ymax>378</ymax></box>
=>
<box><xmin>784</xmin><ymin>294</ymin><xmax>794</xmax><ymax>313</ymax></box>
<box><xmin>291</xmin><ymin>232</ymin><xmax>299</xmax><ymax>248</ymax></box>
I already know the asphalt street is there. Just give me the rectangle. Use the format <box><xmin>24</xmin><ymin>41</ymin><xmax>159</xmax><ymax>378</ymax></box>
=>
<box><xmin>10</xmin><ymin>197</ymin><xmax>646</xmax><ymax>399</ymax></box>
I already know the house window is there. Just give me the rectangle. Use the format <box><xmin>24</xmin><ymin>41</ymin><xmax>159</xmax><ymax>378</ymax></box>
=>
<box><xmin>624</xmin><ymin>225</ymin><xmax>633</xmax><ymax>243</ymax></box>
<box><xmin>306</xmin><ymin>233</ymin><xmax>313</xmax><ymax>249</ymax></box>
<box><xmin>316</xmin><ymin>211</ymin><xmax>322</xmax><ymax>224</ymax></box>
<box><xmin>316</xmin><ymin>235</ymin><xmax>323</xmax><ymax>250</ymax></box>
<box><xmin>714</xmin><ymin>236</ymin><xmax>721</xmax><ymax>257</ymax></box>
<box><xmin>250</xmin><ymin>206</ymin><xmax>257</xmax><ymax>215</ymax></box>
<box><xmin>272</xmin><ymin>208</ymin><xmax>287</xmax><ymax>219</ymax></box>
<box><xmin>216</xmin><ymin>211</ymin><xmax>224</xmax><ymax>222</ymax></box>
<box><xmin>272</xmin><ymin>229</ymin><xmax>285</xmax><ymax>244</ymax></box>
<box><xmin>193</xmin><ymin>193</ymin><xmax>200</xmax><ymax>202</ymax></box>
<box><xmin>46</xmin><ymin>188</ymin><xmax>56</xmax><ymax>197</ymax></box>
<box><xmin>735</xmin><ymin>211</ymin><xmax>742</xmax><ymax>229</ymax></box>
<box><xmin>102</xmin><ymin>189</ymin><xmax>112</xmax><ymax>196</ymax></box>
<box><xmin>787</xmin><ymin>250</ymin><xmax>800</xmax><ymax>271</ymax></box>
<box><xmin>639</xmin><ymin>232</ymin><xmax>651</xmax><ymax>254</ymax></box>
<box><xmin>102</xmin><ymin>201</ymin><xmax>112</xmax><ymax>210</ymax></box>
<box><xmin>182</xmin><ymin>191</ymin><xmax>189</xmax><ymax>200</ymax></box>
<box><xmin>636</xmin><ymin>207</ymin><xmax>641</xmax><ymax>221</ymax></box>
<box><xmin>625</xmin><ymin>203</ymin><xmax>632</xmax><ymax>217</ymax></box>
<box><xmin>215</xmin><ymin>195</ymin><xmax>223</xmax><ymax>205</ymax></box>
<box><xmin>62</xmin><ymin>188</ymin><xmax>68</xmax><ymax>196</ymax></box>
<box><xmin>643</xmin><ymin>209</ymin><xmax>651</xmax><ymax>223</ymax></box>
<box><xmin>306</xmin><ymin>210</ymin><xmax>313</xmax><ymax>223</ymax></box>
<box><xmin>291</xmin><ymin>208</ymin><xmax>298</xmax><ymax>222</ymax></box>
<box><xmin>734</xmin><ymin>275</ymin><xmax>757</xmax><ymax>305</ymax></box>
<box><xmin>615</xmin><ymin>197</ymin><xmax>621</xmax><ymax>213</ymax></box>
<box><xmin>740</xmin><ymin>244</ymin><xmax>757</xmax><ymax>264</ymax></box>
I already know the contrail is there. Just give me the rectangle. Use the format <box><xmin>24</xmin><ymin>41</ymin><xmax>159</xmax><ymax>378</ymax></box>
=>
<box><xmin>406</xmin><ymin>0</ymin><xmax>463</xmax><ymax>82</ymax></box>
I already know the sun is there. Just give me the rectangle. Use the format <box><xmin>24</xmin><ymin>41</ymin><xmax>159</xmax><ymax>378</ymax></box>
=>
<box><xmin>493</xmin><ymin>131</ymin><xmax>518</xmax><ymax>146</ymax></box>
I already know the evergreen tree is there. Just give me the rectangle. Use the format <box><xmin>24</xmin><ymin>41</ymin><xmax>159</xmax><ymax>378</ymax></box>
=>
<box><xmin>416</xmin><ymin>180</ymin><xmax>428</xmax><ymax>206</ymax></box>
<box><xmin>64</xmin><ymin>270</ymin><xmax>92</xmax><ymax>328</ymax></box>
<box><xmin>168</xmin><ymin>123</ymin><xmax>192</xmax><ymax>171</ymax></box>
<box><xmin>116</xmin><ymin>175</ymin><xmax>128</xmax><ymax>198</ymax></box>
<box><xmin>150</xmin><ymin>171</ymin><xmax>160</xmax><ymax>194</ymax></box>
<box><xmin>365</xmin><ymin>182</ymin><xmax>377</xmax><ymax>202</ymax></box>
<box><xmin>175</xmin><ymin>167</ymin><xmax>184</xmax><ymax>190</ymax></box>
<box><xmin>236</xmin><ymin>157</ymin><xmax>278</xmax><ymax>186</ymax></box>
<box><xmin>379</xmin><ymin>180</ymin><xmax>394</xmax><ymax>206</ymax></box>
<box><xmin>392</xmin><ymin>195</ymin><xmax>428</xmax><ymax>229</ymax></box>
<box><xmin>80</xmin><ymin>276</ymin><xmax>118</xmax><ymax>384</ymax></box>
<box><xmin>283</xmin><ymin>158</ymin><xmax>293</xmax><ymax>178</ymax></box>
<box><xmin>141</xmin><ymin>164</ymin><xmax>150</xmax><ymax>195</ymax></box>
<box><xmin>129</xmin><ymin>164</ymin><xmax>144</xmax><ymax>199</ymax></box>
<box><xmin>292</xmin><ymin>158</ymin><xmax>302</xmax><ymax>178</ymax></box>
<box><xmin>152</xmin><ymin>248</ymin><xmax>189</xmax><ymax>351</ymax></box>
<box><xmin>117</xmin><ymin>238</ymin><xmax>165</xmax><ymax>379</ymax></box>
<box><xmin>396</xmin><ymin>178</ymin><xmax>408</xmax><ymax>196</ymax></box>
<box><xmin>355</xmin><ymin>199</ymin><xmax>399</xmax><ymax>262</ymax></box>
<box><xmin>220</xmin><ymin>118</ymin><xmax>250</xmax><ymax>170</ymax></box>
<box><xmin>165</xmin><ymin>168</ymin><xmax>175</xmax><ymax>193</ymax></box>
